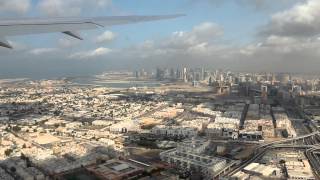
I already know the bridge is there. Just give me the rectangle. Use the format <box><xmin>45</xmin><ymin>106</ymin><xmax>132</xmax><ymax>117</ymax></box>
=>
<box><xmin>306</xmin><ymin>147</ymin><xmax>320</xmax><ymax>178</ymax></box>
<box><xmin>223</xmin><ymin>131</ymin><xmax>320</xmax><ymax>179</ymax></box>
<box><xmin>258</xmin><ymin>131</ymin><xmax>320</xmax><ymax>149</ymax></box>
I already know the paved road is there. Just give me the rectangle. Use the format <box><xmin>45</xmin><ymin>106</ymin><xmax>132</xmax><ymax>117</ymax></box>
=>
<box><xmin>306</xmin><ymin>147</ymin><xmax>320</xmax><ymax>179</ymax></box>
<box><xmin>225</xmin><ymin>132</ymin><xmax>320</xmax><ymax>177</ymax></box>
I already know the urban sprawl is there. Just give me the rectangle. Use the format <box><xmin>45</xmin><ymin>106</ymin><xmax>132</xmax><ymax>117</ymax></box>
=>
<box><xmin>0</xmin><ymin>68</ymin><xmax>320</xmax><ymax>180</ymax></box>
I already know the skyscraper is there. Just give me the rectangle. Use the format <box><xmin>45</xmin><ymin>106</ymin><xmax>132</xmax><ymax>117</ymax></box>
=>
<box><xmin>156</xmin><ymin>68</ymin><xmax>165</xmax><ymax>80</ymax></box>
<box><xmin>170</xmin><ymin>68</ymin><xmax>175</xmax><ymax>80</ymax></box>
<box><xmin>183</xmin><ymin>67</ymin><xmax>188</xmax><ymax>83</ymax></box>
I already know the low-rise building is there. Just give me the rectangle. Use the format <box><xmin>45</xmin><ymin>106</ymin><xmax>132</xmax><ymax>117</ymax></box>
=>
<box><xmin>214</xmin><ymin>117</ymin><xmax>239</xmax><ymax>125</ymax></box>
<box><xmin>86</xmin><ymin>159</ymin><xmax>144</xmax><ymax>180</ymax></box>
<box><xmin>242</xmin><ymin>163</ymin><xmax>280</xmax><ymax>178</ymax></box>
<box><xmin>262</xmin><ymin>150</ymin><xmax>315</xmax><ymax>180</ymax></box>
<box><xmin>239</xmin><ymin>130</ymin><xmax>263</xmax><ymax>140</ymax></box>
<box><xmin>109</xmin><ymin>120</ymin><xmax>141</xmax><ymax>133</ymax></box>
<box><xmin>92</xmin><ymin>120</ymin><xmax>113</xmax><ymax>126</ymax></box>
<box><xmin>206</xmin><ymin>123</ymin><xmax>239</xmax><ymax>139</ymax></box>
<box><xmin>274</xmin><ymin>112</ymin><xmax>297</xmax><ymax>137</ymax></box>
<box><xmin>151</xmin><ymin>125</ymin><xmax>198</xmax><ymax>138</ymax></box>
<box><xmin>160</xmin><ymin>139</ymin><xmax>227</xmax><ymax>178</ymax></box>
<box><xmin>4</xmin><ymin>158</ymin><xmax>45</xmax><ymax>180</ymax></box>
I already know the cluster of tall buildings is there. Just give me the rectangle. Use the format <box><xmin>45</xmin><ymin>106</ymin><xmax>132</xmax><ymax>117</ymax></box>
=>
<box><xmin>135</xmin><ymin>67</ymin><xmax>293</xmax><ymax>85</ymax></box>
<box><xmin>135</xmin><ymin>67</ymin><xmax>320</xmax><ymax>98</ymax></box>
<box><xmin>135</xmin><ymin>67</ymin><xmax>208</xmax><ymax>82</ymax></box>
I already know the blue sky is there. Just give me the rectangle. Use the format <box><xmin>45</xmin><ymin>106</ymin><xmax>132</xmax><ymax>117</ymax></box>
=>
<box><xmin>1</xmin><ymin>0</ymin><xmax>320</xmax><ymax>78</ymax></box>
<box><xmin>8</xmin><ymin>0</ymin><xmax>291</xmax><ymax>47</ymax></box>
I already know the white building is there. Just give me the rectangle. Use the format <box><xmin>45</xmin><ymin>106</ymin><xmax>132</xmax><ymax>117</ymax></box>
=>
<box><xmin>206</xmin><ymin>123</ymin><xmax>239</xmax><ymax>139</ymax></box>
<box><xmin>242</xmin><ymin>163</ymin><xmax>280</xmax><ymax>177</ymax></box>
<box><xmin>98</xmin><ymin>138</ymin><xmax>115</xmax><ymax>146</ymax></box>
<box><xmin>109</xmin><ymin>120</ymin><xmax>140</xmax><ymax>133</ymax></box>
<box><xmin>192</xmin><ymin>105</ymin><xmax>222</xmax><ymax>117</ymax></box>
<box><xmin>92</xmin><ymin>120</ymin><xmax>113</xmax><ymax>126</ymax></box>
<box><xmin>151</xmin><ymin>125</ymin><xmax>198</xmax><ymax>138</ymax></box>
<box><xmin>65</xmin><ymin>122</ymin><xmax>82</xmax><ymax>129</ymax></box>
<box><xmin>274</xmin><ymin>113</ymin><xmax>297</xmax><ymax>137</ymax></box>
<box><xmin>160</xmin><ymin>139</ymin><xmax>227</xmax><ymax>178</ymax></box>
<box><xmin>214</xmin><ymin>116</ymin><xmax>239</xmax><ymax>125</ymax></box>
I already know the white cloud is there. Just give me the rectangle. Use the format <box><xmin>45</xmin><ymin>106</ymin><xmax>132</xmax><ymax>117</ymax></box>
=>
<box><xmin>187</xmin><ymin>42</ymin><xmax>209</xmax><ymax>54</ymax></box>
<box><xmin>183</xmin><ymin>22</ymin><xmax>223</xmax><ymax>43</ymax></box>
<box><xmin>69</xmin><ymin>47</ymin><xmax>112</xmax><ymax>59</ymax></box>
<box><xmin>260</xmin><ymin>0</ymin><xmax>320</xmax><ymax>37</ymax></box>
<box><xmin>95</xmin><ymin>31</ymin><xmax>116</xmax><ymax>43</ymax></box>
<box><xmin>5</xmin><ymin>11</ymin><xmax>320</xmax><ymax>75</ymax></box>
<box><xmin>188</xmin><ymin>0</ymin><xmax>301</xmax><ymax>11</ymax></box>
<box><xmin>37</xmin><ymin>0</ymin><xmax>112</xmax><ymax>16</ymax></box>
<box><xmin>29</xmin><ymin>48</ymin><xmax>57</xmax><ymax>55</ymax></box>
<box><xmin>0</xmin><ymin>0</ymin><xmax>31</xmax><ymax>14</ymax></box>
<box><xmin>107</xmin><ymin>18</ymin><xmax>320</xmax><ymax>73</ymax></box>
<box><xmin>157</xmin><ymin>22</ymin><xmax>223</xmax><ymax>51</ymax></box>
<box><xmin>192</xmin><ymin>22</ymin><xmax>224</xmax><ymax>40</ymax></box>
<box><xmin>114</xmin><ymin>22</ymin><xmax>230</xmax><ymax>63</ymax></box>
<box><xmin>263</xmin><ymin>35</ymin><xmax>299</xmax><ymax>47</ymax></box>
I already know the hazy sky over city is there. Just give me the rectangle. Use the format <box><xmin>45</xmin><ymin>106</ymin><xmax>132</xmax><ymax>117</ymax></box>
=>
<box><xmin>0</xmin><ymin>0</ymin><xmax>319</xmax><ymax>78</ymax></box>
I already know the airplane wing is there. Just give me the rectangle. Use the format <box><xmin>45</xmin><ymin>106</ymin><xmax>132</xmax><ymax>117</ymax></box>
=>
<box><xmin>0</xmin><ymin>14</ymin><xmax>184</xmax><ymax>49</ymax></box>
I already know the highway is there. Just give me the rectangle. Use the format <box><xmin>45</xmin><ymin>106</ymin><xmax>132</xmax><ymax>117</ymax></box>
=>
<box><xmin>306</xmin><ymin>147</ymin><xmax>320</xmax><ymax>178</ymax></box>
<box><xmin>210</xmin><ymin>139</ymin><xmax>261</xmax><ymax>145</ymax></box>
<box><xmin>224</xmin><ymin>132</ymin><xmax>320</xmax><ymax>178</ymax></box>
<box><xmin>226</xmin><ymin>147</ymin><xmax>267</xmax><ymax>176</ymax></box>
<box><xmin>258</xmin><ymin>131</ymin><xmax>320</xmax><ymax>149</ymax></box>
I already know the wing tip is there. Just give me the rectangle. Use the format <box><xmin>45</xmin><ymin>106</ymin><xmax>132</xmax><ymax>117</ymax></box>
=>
<box><xmin>62</xmin><ymin>31</ymin><xmax>83</xmax><ymax>40</ymax></box>
<box><xmin>0</xmin><ymin>39</ymin><xmax>13</xmax><ymax>49</ymax></box>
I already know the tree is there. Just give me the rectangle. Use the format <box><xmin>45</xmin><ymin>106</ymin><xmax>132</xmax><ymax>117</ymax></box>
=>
<box><xmin>21</xmin><ymin>153</ymin><xmax>26</xmax><ymax>160</ymax></box>
<box><xmin>26</xmin><ymin>157</ymin><xmax>31</xmax><ymax>167</ymax></box>
<box><xmin>10</xmin><ymin>167</ymin><xmax>16</xmax><ymax>173</ymax></box>
<box><xmin>5</xmin><ymin>149</ymin><xmax>13</xmax><ymax>156</ymax></box>
<box><xmin>12</xmin><ymin>126</ymin><xmax>21</xmax><ymax>132</ymax></box>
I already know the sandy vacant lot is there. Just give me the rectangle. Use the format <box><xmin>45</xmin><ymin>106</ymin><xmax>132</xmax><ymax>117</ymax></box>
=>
<box><xmin>33</xmin><ymin>133</ymin><xmax>61</xmax><ymax>145</ymax></box>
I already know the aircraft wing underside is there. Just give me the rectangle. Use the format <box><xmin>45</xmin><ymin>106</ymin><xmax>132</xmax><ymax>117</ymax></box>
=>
<box><xmin>0</xmin><ymin>14</ymin><xmax>183</xmax><ymax>49</ymax></box>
